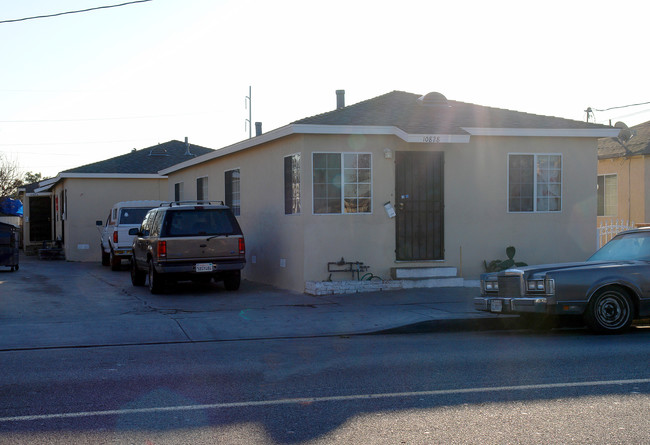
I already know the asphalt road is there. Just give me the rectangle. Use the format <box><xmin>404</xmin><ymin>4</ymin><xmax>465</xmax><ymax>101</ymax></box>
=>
<box><xmin>1</xmin><ymin>329</ymin><xmax>649</xmax><ymax>444</ymax></box>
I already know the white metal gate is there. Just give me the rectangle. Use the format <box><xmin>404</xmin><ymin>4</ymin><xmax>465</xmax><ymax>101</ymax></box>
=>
<box><xmin>598</xmin><ymin>219</ymin><xmax>635</xmax><ymax>248</ymax></box>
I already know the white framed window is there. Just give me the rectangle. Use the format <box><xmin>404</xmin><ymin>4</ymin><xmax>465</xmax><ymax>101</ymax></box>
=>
<box><xmin>597</xmin><ymin>174</ymin><xmax>617</xmax><ymax>217</ymax></box>
<box><xmin>508</xmin><ymin>153</ymin><xmax>562</xmax><ymax>213</ymax></box>
<box><xmin>284</xmin><ymin>154</ymin><xmax>301</xmax><ymax>215</ymax></box>
<box><xmin>174</xmin><ymin>182</ymin><xmax>184</xmax><ymax>201</ymax></box>
<box><xmin>313</xmin><ymin>152</ymin><xmax>372</xmax><ymax>214</ymax></box>
<box><xmin>225</xmin><ymin>169</ymin><xmax>240</xmax><ymax>216</ymax></box>
<box><xmin>196</xmin><ymin>176</ymin><xmax>208</xmax><ymax>201</ymax></box>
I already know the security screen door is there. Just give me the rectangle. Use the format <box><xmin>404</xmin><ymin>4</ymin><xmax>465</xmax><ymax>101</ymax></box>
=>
<box><xmin>395</xmin><ymin>151</ymin><xmax>444</xmax><ymax>261</ymax></box>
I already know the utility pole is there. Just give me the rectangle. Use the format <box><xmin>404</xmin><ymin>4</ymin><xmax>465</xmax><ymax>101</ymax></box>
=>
<box><xmin>245</xmin><ymin>86</ymin><xmax>252</xmax><ymax>138</ymax></box>
<box><xmin>584</xmin><ymin>107</ymin><xmax>593</xmax><ymax>122</ymax></box>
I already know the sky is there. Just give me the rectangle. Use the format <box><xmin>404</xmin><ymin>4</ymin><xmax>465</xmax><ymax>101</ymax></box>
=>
<box><xmin>1</xmin><ymin>0</ymin><xmax>649</xmax><ymax>179</ymax></box>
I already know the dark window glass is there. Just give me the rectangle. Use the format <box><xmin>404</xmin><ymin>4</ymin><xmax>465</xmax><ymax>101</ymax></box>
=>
<box><xmin>119</xmin><ymin>208</ymin><xmax>154</xmax><ymax>225</ymax></box>
<box><xmin>196</xmin><ymin>177</ymin><xmax>207</xmax><ymax>201</ymax></box>
<box><xmin>162</xmin><ymin>209</ymin><xmax>241</xmax><ymax>237</ymax></box>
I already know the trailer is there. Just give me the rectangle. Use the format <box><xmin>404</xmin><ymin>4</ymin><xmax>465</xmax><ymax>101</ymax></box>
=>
<box><xmin>0</xmin><ymin>222</ymin><xmax>19</xmax><ymax>271</ymax></box>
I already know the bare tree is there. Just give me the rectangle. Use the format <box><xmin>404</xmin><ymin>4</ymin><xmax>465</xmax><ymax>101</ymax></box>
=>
<box><xmin>0</xmin><ymin>153</ymin><xmax>22</xmax><ymax>198</ymax></box>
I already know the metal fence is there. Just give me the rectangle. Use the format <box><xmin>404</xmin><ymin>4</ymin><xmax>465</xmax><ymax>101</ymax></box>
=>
<box><xmin>597</xmin><ymin>219</ymin><xmax>635</xmax><ymax>249</ymax></box>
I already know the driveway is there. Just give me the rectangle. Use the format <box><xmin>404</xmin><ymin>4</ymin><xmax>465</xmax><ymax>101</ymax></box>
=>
<box><xmin>0</xmin><ymin>255</ymin><xmax>501</xmax><ymax>350</ymax></box>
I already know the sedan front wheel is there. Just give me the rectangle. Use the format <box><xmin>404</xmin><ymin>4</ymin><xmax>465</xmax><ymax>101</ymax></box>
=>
<box><xmin>585</xmin><ymin>286</ymin><xmax>634</xmax><ymax>334</ymax></box>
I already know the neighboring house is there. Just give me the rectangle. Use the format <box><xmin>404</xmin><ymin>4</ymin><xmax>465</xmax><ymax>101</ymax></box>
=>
<box><xmin>597</xmin><ymin>120</ymin><xmax>650</xmax><ymax>225</ymax></box>
<box><xmin>29</xmin><ymin>139</ymin><xmax>213</xmax><ymax>261</ymax></box>
<box><xmin>160</xmin><ymin>90</ymin><xmax>618</xmax><ymax>292</ymax></box>
<box><xmin>15</xmin><ymin>181</ymin><xmax>46</xmax><ymax>251</ymax></box>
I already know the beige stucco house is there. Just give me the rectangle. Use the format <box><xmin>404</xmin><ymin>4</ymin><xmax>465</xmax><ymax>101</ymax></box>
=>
<box><xmin>597</xmin><ymin>120</ymin><xmax>650</xmax><ymax>226</ymax></box>
<box><xmin>161</xmin><ymin>90</ymin><xmax>618</xmax><ymax>292</ymax></box>
<box><xmin>29</xmin><ymin>140</ymin><xmax>213</xmax><ymax>261</ymax></box>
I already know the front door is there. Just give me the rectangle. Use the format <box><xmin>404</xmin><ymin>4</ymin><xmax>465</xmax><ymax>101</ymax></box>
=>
<box><xmin>395</xmin><ymin>151</ymin><xmax>444</xmax><ymax>261</ymax></box>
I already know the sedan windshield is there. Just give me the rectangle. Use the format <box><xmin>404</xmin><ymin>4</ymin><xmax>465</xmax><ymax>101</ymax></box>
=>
<box><xmin>588</xmin><ymin>232</ymin><xmax>650</xmax><ymax>262</ymax></box>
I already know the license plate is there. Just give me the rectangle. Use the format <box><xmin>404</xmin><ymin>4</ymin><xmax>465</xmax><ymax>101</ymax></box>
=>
<box><xmin>490</xmin><ymin>300</ymin><xmax>503</xmax><ymax>313</ymax></box>
<box><xmin>195</xmin><ymin>263</ymin><xmax>213</xmax><ymax>273</ymax></box>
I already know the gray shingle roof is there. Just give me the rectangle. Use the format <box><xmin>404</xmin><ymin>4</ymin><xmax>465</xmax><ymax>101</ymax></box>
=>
<box><xmin>598</xmin><ymin>120</ymin><xmax>650</xmax><ymax>159</ymax></box>
<box><xmin>63</xmin><ymin>140</ymin><xmax>214</xmax><ymax>174</ymax></box>
<box><xmin>294</xmin><ymin>91</ymin><xmax>611</xmax><ymax>134</ymax></box>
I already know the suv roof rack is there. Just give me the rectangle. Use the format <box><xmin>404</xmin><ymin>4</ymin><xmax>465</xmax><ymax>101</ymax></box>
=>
<box><xmin>162</xmin><ymin>200</ymin><xmax>225</xmax><ymax>207</ymax></box>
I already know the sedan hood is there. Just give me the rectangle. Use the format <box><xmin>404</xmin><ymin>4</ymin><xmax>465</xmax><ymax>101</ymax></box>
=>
<box><xmin>482</xmin><ymin>260</ymin><xmax>639</xmax><ymax>279</ymax></box>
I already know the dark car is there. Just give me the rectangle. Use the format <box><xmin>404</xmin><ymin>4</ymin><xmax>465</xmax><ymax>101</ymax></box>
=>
<box><xmin>474</xmin><ymin>228</ymin><xmax>650</xmax><ymax>334</ymax></box>
<box><xmin>130</xmin><ymin>201</ymin><xmax>245</xmax><ymax>294</ymax></box>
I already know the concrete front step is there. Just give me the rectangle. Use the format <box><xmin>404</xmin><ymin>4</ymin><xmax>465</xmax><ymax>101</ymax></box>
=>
<box><xmin>390</xmin><ymin>266</ymin><xmax>457</xmax><ymax>280</ymax></box>
<box><xmin>400</xmin><ymin>277</ymin><xmax>464</xmax><ymax>289</ymax></box>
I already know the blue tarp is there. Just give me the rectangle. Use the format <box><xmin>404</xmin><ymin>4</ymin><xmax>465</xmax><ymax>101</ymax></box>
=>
<box><xmin>0</xmin><ymin>197</ymin><xmax>23</xmax><ymax>217</ymax></box>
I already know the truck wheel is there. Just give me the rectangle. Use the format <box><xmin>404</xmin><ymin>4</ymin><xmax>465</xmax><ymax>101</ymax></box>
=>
<box><xmin>110</xmin><ymin>251</ymin><xmax>121</xmax><ymax>271</ymax></box>
<box><xmin>585</xmin><ymin>286</ymin><xmax>634</xmax><ymax>334</ymax></box>
<box><xmin>101</xmin><ymin>248</ymin><xmax>110</xmax><ymax>266</ymax></box>
<box><xmin>131</xmin><ymin>256</ymin><xmax>146</xmax><ymax>286</ymax></box>
<box><xmin>148</xmin><ymin>259</ymin><xmax>164</xmax><ymax>294</ymax></box>
<box><xmin>223</xmin><ymin>271</ymin><xmax>241</xmax><ymax>291</ymax></box>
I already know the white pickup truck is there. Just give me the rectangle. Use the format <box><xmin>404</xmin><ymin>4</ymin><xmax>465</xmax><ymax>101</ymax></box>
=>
<box><xmin>98</xmin><ymin>200</ymin><xmax>163</xmax><ymax>270</ymax></box>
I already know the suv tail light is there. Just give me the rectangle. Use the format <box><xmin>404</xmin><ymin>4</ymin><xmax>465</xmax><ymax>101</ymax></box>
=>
<box><xmin>238</xmin><ymin>238</ymin><xmax>245</xmax><ymax>255</ymax></box>
<box><xmin>158</xmin><ymin>240</ymin><xmax>167</xmax><ymax>258</ymax></box>
<box><xmin>113</xmin><ymin>231</ymin><xmax>118</xmax><ymax>243</ymax></box>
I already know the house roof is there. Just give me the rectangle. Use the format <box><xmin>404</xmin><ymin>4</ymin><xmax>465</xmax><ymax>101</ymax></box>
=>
<box><xmin>63</xmin><ymin>140</ymin><xmax>213</xmax><ymax>174</ymax></box>
<box><xmin>160</xmin><ymin>90</ymin><xmax>619</xmax><ymax>175</ymax></box>
<box><xmin>34</xmin><ymin>140</ymin><xmax>214</xmax><ymax>193</ymax></box>
<box><xmin>18</xmin><ymin>181</ymin><xmax>42</xmax><ymax>194</ymax></box>
<box><xmin>294</xmin><ymin>90</ymin><xmax>610</xmax><ymax>134</ymax></box>
<box><xmin>598</xmin><ymin>120</ymin><xmax>650</xmax><ymax>159</ymax></box>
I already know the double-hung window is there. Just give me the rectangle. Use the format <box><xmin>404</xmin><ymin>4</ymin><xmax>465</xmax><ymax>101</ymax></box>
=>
<box><xmin>174</xmin><ymin>182</ymin><xmax>184</xmax><ymax>201</ymax></box>
<box><xmin>225</xmin><ymin>169</ymin><xmax>240</xmax><ymax>216</ymax></box>
<box><xmin>313</xmin><ymin>152</ymin><xmax>372</xmax><ymax>214</ymax></box>
<box><xmin>196</xmin><ymin>177</ymin><xmax>208</xmax><ymax>201</ymax></box>
<box><xmin>597</xmin><ymin>174</ymin><xmax>617</xmax><ymax>217</ymax></box>
<box><xmin>508</xmin><ymin>154</ymin><xmax>562</xmax><ymax>212</ymax></box>
<box><xmin>284</xmin><ymin>154</ymin><xmax>301</xmax><ymax>215</ymax></box>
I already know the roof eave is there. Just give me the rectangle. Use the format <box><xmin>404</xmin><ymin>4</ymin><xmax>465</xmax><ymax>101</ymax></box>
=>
<box><xmin>33</xmin><ymin>173</ymin><xmax>166</xmax><ymax>193</ymax></box>
<box><xmin>462</xmin><ymin>128</ymin><xmax>620</xmax><ymax>137</ymax></box>
<box><xmin>159</xmin><ymin>124</ymin><xmax>472</xmax><ymax>175</ymax></box>
<box><xmin>159</xmin><ymin>125</ymin><xmax>619</xmax><ymax>176</ymax></box>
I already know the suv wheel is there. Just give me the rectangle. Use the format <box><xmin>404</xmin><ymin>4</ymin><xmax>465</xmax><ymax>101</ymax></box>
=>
<box><xmin>131</xmin><ymin>256</ymin><xmax>146</xmax><ymax>286</ymax></box>
<box><xmin>224</xmin><ymin>271</ymin><xmax>241</xmax><ymax>291</ymax></box>
<box><xmin>110</xmin><ymin>251</ymin><xmax>121</xmax><ymax>271</ymax></box>
<box><xmin>148</xmin><ymin>259</ymin><xmax>164</xmax><ymax>294</ymax></box>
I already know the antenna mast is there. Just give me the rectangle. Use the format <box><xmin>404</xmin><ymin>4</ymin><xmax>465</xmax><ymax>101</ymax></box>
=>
<box><xmin>245</xmin><ymin>86</ymin><xmax>252</xmax><ymax>139</ymax></box>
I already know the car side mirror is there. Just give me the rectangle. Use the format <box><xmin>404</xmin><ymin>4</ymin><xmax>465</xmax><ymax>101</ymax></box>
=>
<box><xmin>128</xmin><ymin>228</ymin><xmax>140</xmax><ymax>236</ymax></box>
<box><xmin>96</xmin><ymin>220</ymin><xmax>103</xmax><ymax>226</ymax></box>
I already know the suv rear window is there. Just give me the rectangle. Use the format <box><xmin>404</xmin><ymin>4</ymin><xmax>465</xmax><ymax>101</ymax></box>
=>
<box><xmin>120</xmin><ymin>208</ymin><xmax>154</xmax><ymax>225</ymax></box>
<box><xmin>162</xmin><ymin>209</ymin><xmax>242</xmax><ymax>237</ymax></box>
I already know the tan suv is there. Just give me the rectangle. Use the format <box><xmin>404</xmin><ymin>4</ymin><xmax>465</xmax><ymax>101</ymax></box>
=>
<box><xmin>129</xmin><ymin>201</ymin><xmax>245</xmax><ymax>294</ymax></box>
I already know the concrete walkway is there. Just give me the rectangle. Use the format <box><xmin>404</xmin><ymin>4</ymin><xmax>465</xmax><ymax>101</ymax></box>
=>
<box><xmin>0</xmin><ymin>255</ymin><xmax>520</xmax><ymax>350</ymax></box>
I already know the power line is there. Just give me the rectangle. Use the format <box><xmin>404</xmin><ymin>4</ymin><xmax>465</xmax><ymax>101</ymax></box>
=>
<box><xmin>0</xmin><ymin>110</ymin><xmax>217</xmax><ymax>123</ymax></box>
<box><xmin>0</xmin><ymin>138</ymin><xmax>152</xmax><ymax>148</ymax></box>
<box><xmin>592</xmin><ymin>101</ymin><xmax>650</xmax><ymax>112</ymax></box>
<box><xmin>0</xmin><ymin>0</ymin><xmax>153</xmax><ymax>24</ymax></box>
